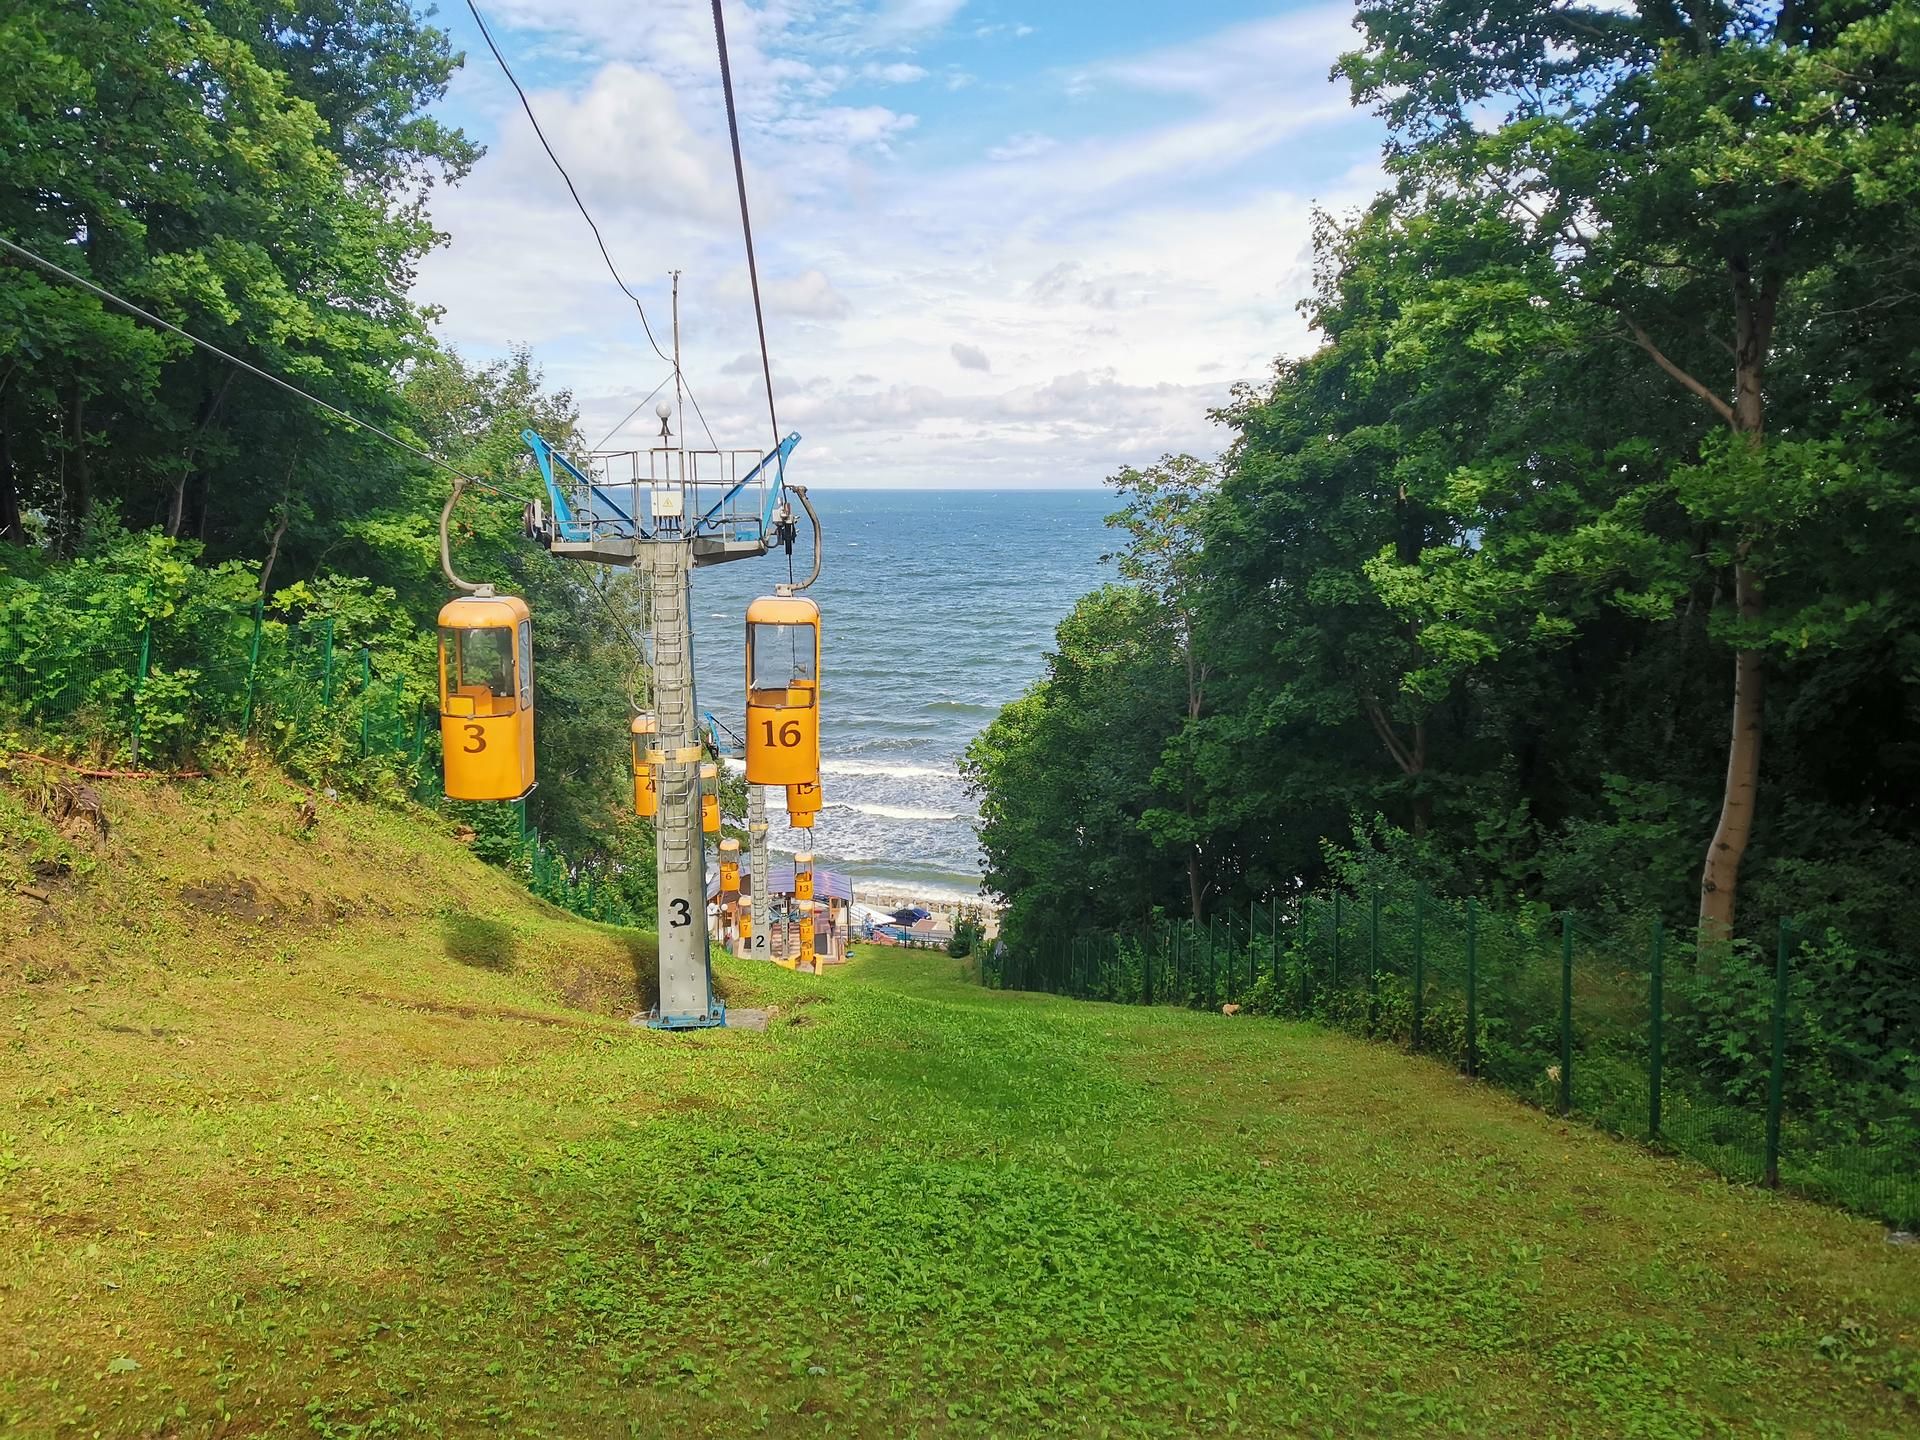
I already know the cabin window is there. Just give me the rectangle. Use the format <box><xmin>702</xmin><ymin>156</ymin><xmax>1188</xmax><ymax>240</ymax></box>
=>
<box><xmin>443</xmin><ymin>626</ymin><xmax>516</xmax><ymax>701</ymax></box>
<box><xmin>750</xmin><ymin>623</ymin><xmax>815</xmax><ymax>696</ymax></box>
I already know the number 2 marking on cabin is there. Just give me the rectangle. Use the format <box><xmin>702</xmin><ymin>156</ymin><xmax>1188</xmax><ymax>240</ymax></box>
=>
<box><xmin>669</xmin><ymin>898</ymin><xmax>692</xmax><ymax>928</ymax></box>
<box><xmin>462</xmin><ymin>723</ymin><xmax>486</xmax><ymax>753</ymax></box>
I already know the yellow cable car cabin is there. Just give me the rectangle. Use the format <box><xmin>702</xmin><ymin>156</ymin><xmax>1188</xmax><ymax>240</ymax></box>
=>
<box><xmin>787</xmin><ymin>778</ymin><xmax>821</xmax><ymax>829</ymax></box>
<box><xmin>700</xmin><ymin>762</ymin><xmax>721</xmax><ymax>834</ymax></box>
<box><xmin>630</xmin><ymin>713</ymin><xmax>658</xmax><ymax>818</ymax></box>
<box><xmin>438</xmin><ymin>594</ymin><xmax>534</xmax><ymax>802</ymax></box>
<box><xmin>744</xmin><ymin>595</ymin><xmax>821</xmax><ymax>787</ymax></box>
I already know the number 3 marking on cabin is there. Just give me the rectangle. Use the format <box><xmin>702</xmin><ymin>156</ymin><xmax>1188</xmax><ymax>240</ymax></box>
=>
<box><xmin>669</xmin><ymin>897</ymin><xmax>692</xmax><ymax>928</ymax></box>
<box><xmin>462</xmin><ymin>723</ymin><xmax>486</xmax><ymax>753</ymax></box>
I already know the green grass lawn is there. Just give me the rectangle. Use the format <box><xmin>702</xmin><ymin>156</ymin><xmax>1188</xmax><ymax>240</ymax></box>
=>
<box><xmin>4</xmin><ymin>778</ymin><xmax>1918</xmax><ymax>1435</ymax></box>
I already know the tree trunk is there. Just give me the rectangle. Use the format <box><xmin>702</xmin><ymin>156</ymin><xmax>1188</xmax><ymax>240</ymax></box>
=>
<box><xmin>169</xmin><ymin>371</ymin><xmax>236</xmax><ymax>539</ymax></box>
<box><xmin>0</xmin><ymin>404</ymin><xmax>22</xmax><ymax>544</ymax></box>
<box><xmin>68</xmin><ymin>385</ymin><xmax>90</xmax><ymax>540</ymax></box>
<box><xmin>1699</xmin><ymin>562</ymin><xmax>1763</xmax><ymax>935</ymax></box>
<box><xmin>1364</xmin><ymin>695</ymin><xmax>1427</xmax><ymax>834</ymax></box>
<box><xmin>1696</xmin><ymin>259</ymin><xmax>1778</xmax><ymax>937</ymax></box>
<box><xmin>257</xmin><ymin>452</ymin><xmax>297</xmax><ymax>599</ymax></box>
<box><xmin>1410</xmin><ymin>719</ymin><xmax>1430</xmax><ymax>839</ymax></box>
<box><xmin>1186</xmin><ymin>848</ymin><xmax>1205</xmax><ymax>926</ymax></box>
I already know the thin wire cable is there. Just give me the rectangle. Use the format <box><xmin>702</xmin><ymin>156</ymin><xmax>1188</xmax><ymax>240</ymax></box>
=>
<box><xmin>677</xmin><ymin>374</ymin><xmax>722</xmax><ymax>453</ymax></box>
<box><xmin>587</xmin><ymin>569</ymin><xmax>651</xmax><ymax>671</ymax></box>
<box><xmin>0</xmin><ymin>232</ymin><xmax>533</xmax><ymax>502</ymax></box>
<box><xmin>591</xmin><ymin>373</ymin><xmax>675</xmax><ymax>451</ymax></box>
<box><xmin>709</xmin><ymin>0</ymin><xmax>782</xmax><ymax>459</ymax></box>
<box><xmin>464</xmin><ymin>0</ymin><xmax>673</xmax><ymax>367</ymax></box>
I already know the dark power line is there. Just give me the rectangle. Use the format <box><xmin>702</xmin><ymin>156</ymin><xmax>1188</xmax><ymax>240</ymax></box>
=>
<box><xmin>710</xmin><ymin>0</ymin><xmax>783</xmax><ymax>461</ymax></box>
<box><xmin>0</xmin><ymin>232</ymin><xmax>528</xmax><ymax>503</ymax></box>
<box><xmin>464</xmin><ymin>0</ymin><xmax>674</xmax><ymax>368</ymax></box>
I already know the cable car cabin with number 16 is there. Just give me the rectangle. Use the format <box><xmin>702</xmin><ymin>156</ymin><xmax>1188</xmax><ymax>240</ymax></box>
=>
<box><xmin>438</xmin><ymin>593</ymin><xmax>535</xmax><ymax>802</ymax></box>
<box><xmin>744</xmin><ymin>595</ymin><xmax>821</xmax><ymax>788</ymax></box>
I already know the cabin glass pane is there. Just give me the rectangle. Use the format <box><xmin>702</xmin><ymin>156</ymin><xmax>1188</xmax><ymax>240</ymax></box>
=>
<box><xmin>446</xmin><ymin>626</ymin><xmax>516</xmax><ymax>700</ymax></box>
<box><xmin>750</xmin><ymin>622</ymin><xmax>814</xmax><ymax>692</ymax></box>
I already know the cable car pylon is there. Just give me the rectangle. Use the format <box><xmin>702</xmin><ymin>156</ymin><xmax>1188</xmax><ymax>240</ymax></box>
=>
<box><xmin>519</xmin><ymin>276</ymin><xmax>813</xmax><ymax>1028</ymax></box>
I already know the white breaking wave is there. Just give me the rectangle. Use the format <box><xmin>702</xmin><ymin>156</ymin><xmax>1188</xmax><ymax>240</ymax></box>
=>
<box><xmin>821</xmin><ymin>760</ymin><xmax>955</xmax><ymax>779</ymax></box>
<box><xmin>826</xmin><ymin>801</ymin><xmax>964</xmax><ymax>821</ymax></box>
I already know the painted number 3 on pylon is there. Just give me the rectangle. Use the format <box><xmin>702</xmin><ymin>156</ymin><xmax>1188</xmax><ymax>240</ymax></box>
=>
<box><xmin>669</xmin><ymin>897</ymin><xmax>691</xmax><ymax>928</ymax></box>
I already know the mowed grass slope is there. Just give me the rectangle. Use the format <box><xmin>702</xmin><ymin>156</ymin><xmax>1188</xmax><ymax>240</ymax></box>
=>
<box><xmin>3</xmin><ymin>774</ymin><xmax>1918</xmax><ymax>1437</ymax></box>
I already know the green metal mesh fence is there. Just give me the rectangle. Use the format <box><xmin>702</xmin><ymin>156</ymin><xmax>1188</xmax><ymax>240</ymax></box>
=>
<box><xmin>979</xmin><ymin>891</ymin><xmax>1918</xmax><ymax>1229</ymax></box>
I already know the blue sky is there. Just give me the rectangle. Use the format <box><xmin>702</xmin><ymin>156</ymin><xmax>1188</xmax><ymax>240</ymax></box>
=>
<box><xmin>413</xmin><ymin>1</ymin><xmax>1385</xmax><ymax>487</ymax></box>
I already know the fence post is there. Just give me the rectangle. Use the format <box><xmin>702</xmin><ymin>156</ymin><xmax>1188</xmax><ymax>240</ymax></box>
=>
<box><xmin>1248</xmin><ymin>898</ymin><xmax>1257</xmax><ymax>1000</ymax></box>
<box><xmin>1764</xmin><ymin>920</ymin><xmax>1791</xmax><ymax>1188</ymax></box>
<box><xmin>358</xmin><ymin>647</ymin><xmax>373</xmax><ymax>754</ymax></box>
<box><xmin>1207</xmin><ymin>916</ymin><xmax>1218</xmax><ymax>1009</ymax></box>
<box><xmin>1412</xmin><ymin>889</ymin><xmax>1426</xmax><ymax>1051</ymax></box>
<box><xmin>130</xmin><ymin>621</ymin><xmax>153</xmax><ymax>765</ymax></box>
<box><xmin>320</xmin><ymin>617</ymin><xmax>336</xmax><ymax>706</ymax></box>
<box><xmin>1559</xmin><ymin>914</ymin><xmax>1575</xmax><ymax>1115</ymax></box>
<box><xmin>240</xmin><ymin>600</ymin><xmax>264</xmax><ymax>737</ymax></box>
<box><xmin>1271</xmin><ymin>896</ymin><xmax>1281</xmax><ymax>991</ymax></box>
<box><xmin>1299</xmin><ymin>897</ymin><xmax>1311</xmax><ymax>1014</ymax></box>
<box><xmin>1465</xmin><ymin>899</ymin><xmax>1478</xmax><ymax>1077</ymax></box>
<box><xmin>1367</xmin><ymin>891</ymin><xmax>1381</xmax><ymax>1034</ymax></box>
<box><xmin>1647</xmin><ymin>918</ymin><xmax>1664</xmax><ymax>1141</ymax></box>
<box><xmin>1332</xmin><ymin>891</ymin><xmax>1343</xmax><ymax>988</ymax></box>
<box><xmin>1144</xmin><ymin>929</ymin><xmax>1155</xmax><ymax>1006</ymax></box>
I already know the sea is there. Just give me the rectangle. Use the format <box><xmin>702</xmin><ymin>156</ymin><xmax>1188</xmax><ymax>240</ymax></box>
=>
<box><xmin>688</xmin><ymin>488</ymin><xmax>1113</xmax><ymax>903</ymax></box>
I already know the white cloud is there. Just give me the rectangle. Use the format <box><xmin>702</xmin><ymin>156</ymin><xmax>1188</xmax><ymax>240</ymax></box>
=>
<box><xmin>1065</xmin><ymin>9</ymin><xmax>1357</xmax><ymax>100</ymax></box>
<box><xmin>862</xmin><ymin>61</ymin><xmax>929</xmax><ymax>84</ymax></box>
<box><xmin>874</xmin><ymin>0</ymin><xmax>968</xmax><ymax>39</ymax></box>
<box><xmin>987</xmin><ymin>131</ymin><xmax>1056</xmax><ymax>162</ymax></box>
<box><xmin>414</xmin><ymin>2</ymin><xmax>1379</xmax><ymax>487</ymax></box>
<box><xmin>490</xmin><ymin>63</ymin><xmax>735</xmax><ymax>223</ymax></box>
<box><xmin>764</xmin><ymin>269</ymin><xmax>854</xmax><ymax>321</ymax></box>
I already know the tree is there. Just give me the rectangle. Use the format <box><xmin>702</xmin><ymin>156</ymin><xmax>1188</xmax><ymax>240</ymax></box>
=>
<box><xmin>0</xmin><ymin>0</ymin><xmax>474</xmax><ymax>573</ymax></box>
<box><xmin>1105</xmin><ymin>455</ymin><xmax>1219</xmax><ymax>920</ymax></box>
<box><xmin>964</xmin><ymin>586</ymin><xmax>1186</xmax><ymax>952</ymax></box>
<box><xmin>1340</xmin><ymin>0</ymin><xmax>1920</xmax><ymax>931</ymax></box>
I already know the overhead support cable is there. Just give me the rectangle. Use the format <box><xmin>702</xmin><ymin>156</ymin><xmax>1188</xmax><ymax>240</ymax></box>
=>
<box><xmin>0</xmin><ymin>233</ymin><xmax>528</xmax><ymax>504</ymax></box>
<box><xmin>592</xmin><ymin>373</ymin><xmax>676</xmax><ymax>451</ymax></box>
<box><xmin>464</xmin><ymin>0</ymin><xmax>676</xmax><ymax>368</ymax></box>
<box><xmin>709</xmin><ymin>0</ymin><xmax>782</xmax><ymax>460</ymax></box>
<box><xmin>710</xmin><ymin>0</ymin><xmax>816</xmax><ymax>593</ymax></box>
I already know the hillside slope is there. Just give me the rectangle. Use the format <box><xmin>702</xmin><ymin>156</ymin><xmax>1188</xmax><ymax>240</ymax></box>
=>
<box><xmin>2</xmin><ymin>767</ymin><xmax>1918</xmax><ymax>1437</ymax></box>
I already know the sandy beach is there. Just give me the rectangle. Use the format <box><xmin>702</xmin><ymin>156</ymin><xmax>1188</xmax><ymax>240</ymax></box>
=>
<box><xmin>855</xmin><ymin>883</ymin><xmax>1001</xmax><ymax>939</ymax></box>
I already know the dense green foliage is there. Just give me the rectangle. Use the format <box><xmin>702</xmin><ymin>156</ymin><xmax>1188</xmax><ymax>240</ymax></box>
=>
<box><xmin>0</xmin><ymin>2</ymin><xmax>660</xmax><ymax>885</ymax></box>
<box><xmin>966</xmin><ymin>0</ymin><xmax>1919</xmax><ymax>1160</ymax></box>
<box><xmin>968</xmin><ymin>0</ymin><xmax>1920</xmax><ymax>954</ymax></box>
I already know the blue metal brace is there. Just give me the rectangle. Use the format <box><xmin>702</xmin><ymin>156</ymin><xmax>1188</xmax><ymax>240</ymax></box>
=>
<box><xmin>697</xmin><ymin>433</ymin><xmax>803</xmax><ymax>538</ymax></box>
<box><xmin>522</xmin><ymin>429</ymin><xmax>646</xmax><ymax>543</ymax></box>
<box><xmin>702</xmin><ymin>710</ymin><xmax>745</xmax><ymax>759</ymax></box>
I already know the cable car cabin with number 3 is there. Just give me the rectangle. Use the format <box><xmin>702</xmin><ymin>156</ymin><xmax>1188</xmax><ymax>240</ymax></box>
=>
<box><xmin>438</xmin><ymin>594</ymin><xmax>535</xmax><ymax>802</ymax></box>
<box><xmin>744</xmin><ymin>595</ymin><xmax>821</xmax><ymax>788</ymax></box>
